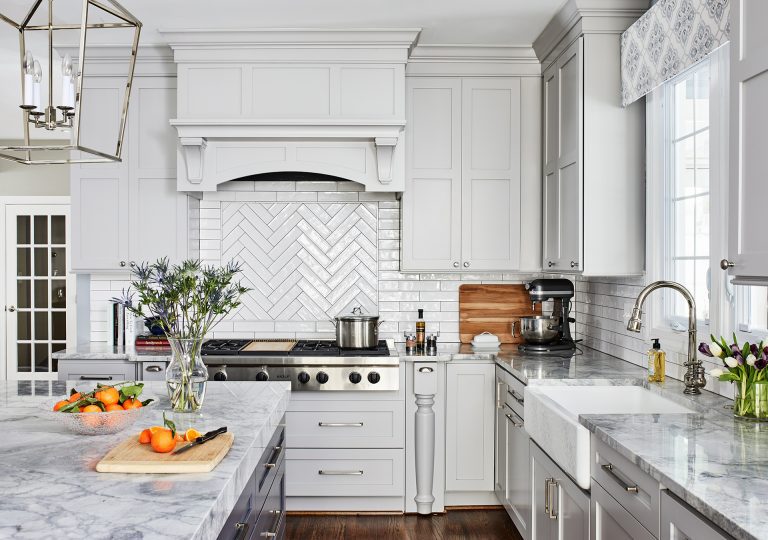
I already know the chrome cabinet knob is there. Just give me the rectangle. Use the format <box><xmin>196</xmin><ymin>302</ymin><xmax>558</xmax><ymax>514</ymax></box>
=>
<box><xmin>453</xmin><ymin>261</ymin><xmax>460</xmax><ymax>268</ymax></box>
<box><xmin>547</xmin><ymin>261</ymin><xmax>554</xmax><ymax>268</ymax></box>
<box><xmin>119</xmin><ymin>261</ymin><xmax>126</xmax><ymax>267</ymax></box>
<box><xmin>130</xmin><ymin>261</ymin><xmax>136</xmax><ymax>268</ymax></box>
<box><xmin>7</xmin><ymin>305</ymin><xmax>16</xmax><ymax>313</ymax></box>
<box><xmin>463</xmin><ymin>262</ymin><xmax>470</xmax><ymax>268</ymax></box>
<box><xmin>570</xmin><ymin>261</ymin><xmax>578</xmax><ymax>269</ymax></box>
<box><xmin>720</xmin><ymin>259</ymin><xmax>735</xmax><ymax>270</ymax></box>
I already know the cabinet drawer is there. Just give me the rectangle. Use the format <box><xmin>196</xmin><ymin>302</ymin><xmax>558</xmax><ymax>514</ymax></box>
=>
<box><xmin>253</xmin><ymin>461</ymin><xmax>285</xmax><ymax>540</ymax></box>
<box><xmin>660</xmin><ymin>491</ymin><xmax>732</xmax><ymax>540</ymax></box>
<box><xmin>140</xmin><ymin>361</ymin><xmax>167</xmax><ymax>381</ymax></box>
<box><xmin>57</xmin><ymin>360</ymin><xmax>136</xmax><ymax>383</ymax></box>
<box><xmin>286</xmin><ymin>448</ymin><xmax>404</xmax><ymax>497</ymax></box>
<box><xmin>257</xmin><ymin>423</ymin><xmax>286</xmax><ymax>499</ymax></box>
<box><xmin>286</xmin><ymin>400</ymin><xmax>404</xmax><ymax>448</ymax></box>
<box><xmin>592</xmin><ymin>436</ymin><xmax>660</xmax><ymax>537</ymax></box>
<box><xmin>497</xmin><ymin>365</ymin><xmax>526</xmax><ymax>418</ymax></box>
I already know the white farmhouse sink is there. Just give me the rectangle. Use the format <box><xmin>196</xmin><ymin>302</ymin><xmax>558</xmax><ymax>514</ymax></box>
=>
<box><xmin>524</xmin><ymin>386</ymin><xmax>694</xmax><ymax>490</ymax></box>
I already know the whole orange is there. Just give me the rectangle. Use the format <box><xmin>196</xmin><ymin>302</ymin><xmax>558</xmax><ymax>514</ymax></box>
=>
<box><xmin>95</xmin><ymin>387</ymin><xmax>120</xmax><ymax>406</ymax></box>
<box><xmin>151</xmin><ymin>429</ymin><xmax>176</xmax><ymax>453</ymax></box>
<box><xmin>138</xmin><ymin>429</ymin><xmax>152</xmax><ymax>444</ymax></box>
<box><xmin>122</xmin><ymin>398</ymin><xmax>143</xmax><ymax>409</ymax></box>
<box><xmin>68</xmin><ymin>392</ymin><xmax>82</xmax><ymax>403</ymax></box>
<box><xmin>81</xmin><ymin>404</ymin><xmax>101</xmax><ymax>413</ymax></box>
<box><xmin>105</xmin><ymin>403</ymin><xmax>124</xmax><ymax>412</ymax></box>
<box><xmin>53</xmin><ymin>400</ymin><xmax>69</xmax><ymax>411</ymax></box>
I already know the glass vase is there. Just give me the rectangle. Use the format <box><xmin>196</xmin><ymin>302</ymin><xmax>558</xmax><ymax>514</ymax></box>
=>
<box><xmin>166</xmin><ymin>338</ymin><xmax>208</xmax><ymax>413</ymax></box>
<box><xmin>733</xmin><ymin>380</ymin><xmax>768</xmax><ymax>422</ymax></box>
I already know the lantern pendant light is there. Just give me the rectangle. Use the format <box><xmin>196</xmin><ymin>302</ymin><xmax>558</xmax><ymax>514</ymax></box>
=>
<box><xmin>0</xmin><ymin>0</ymin><xmax>142</xmax><ymax>164</ymax></box>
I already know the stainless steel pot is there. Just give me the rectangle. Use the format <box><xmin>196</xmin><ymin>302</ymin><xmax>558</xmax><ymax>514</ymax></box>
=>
<box><xmin>511</xmin><ymin>316</ymin><xmax>561</xmax><ymax>344</ymax></box>
<box><xmin>332</xmin><ymin>307</ymin><xmax>383</xmax><ymax>348</ymax></box>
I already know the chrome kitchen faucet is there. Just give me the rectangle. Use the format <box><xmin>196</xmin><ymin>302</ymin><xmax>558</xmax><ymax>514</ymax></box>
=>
<box><xmin>626</xmin><ymin>280</ymin><xmax>707</xmax><ymax>395</ymax></box>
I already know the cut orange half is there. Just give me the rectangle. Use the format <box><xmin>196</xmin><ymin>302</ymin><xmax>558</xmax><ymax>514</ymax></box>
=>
<box><xmin>185</xmin><ymin>428</ymin><xmax>203</xmax><ymax>442</ymax></box>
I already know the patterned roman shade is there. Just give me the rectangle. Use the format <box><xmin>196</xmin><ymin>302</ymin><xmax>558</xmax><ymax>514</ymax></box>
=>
<box><xmin>621</xmin><ymin>0</ymin><xmax>730</xmax><ymax>106</ymax></box>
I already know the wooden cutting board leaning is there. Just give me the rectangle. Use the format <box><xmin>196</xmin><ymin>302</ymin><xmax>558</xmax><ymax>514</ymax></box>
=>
<box><xmin>459</xmin><ymin>284</ymin><xmax>541</xmax><ymax>344</ymax></box>
<box><xmin>96</xmin><ymin>432</ymin><xmax>235</xmax><ymax>473</ymax></box>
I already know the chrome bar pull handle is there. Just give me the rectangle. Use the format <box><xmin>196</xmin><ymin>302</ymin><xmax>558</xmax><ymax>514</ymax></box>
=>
<box><xmin>318</xmin><ymin>422</ymin><xmax>364</xmax><ymax>427</ymax></box>
<box><xmin>319</xmin><ymin>470</ymin><xmax>364</xmax><ymax>475</ymax></box>
<box><xmin>601</xmin><ymin>463</ymin><xmax>639</xmax><ymax>493</ymax></box>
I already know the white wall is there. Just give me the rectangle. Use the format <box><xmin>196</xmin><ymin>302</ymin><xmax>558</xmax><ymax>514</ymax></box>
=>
<box><xmin>0</xmin><ymin>140</ymin><xmax>70</xmax><ymax>196</ymax></box>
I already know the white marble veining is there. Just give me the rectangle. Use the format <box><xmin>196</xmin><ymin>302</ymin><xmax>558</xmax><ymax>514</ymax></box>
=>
<box><xmin>0</xmin><ymin>380</ymin><xmax>290</xmax><ymax>540</ymax></box>
<box><xmin>52</xmin><ymin>342</ymin><xmax>172</xmax><ymax>362</ymax></box>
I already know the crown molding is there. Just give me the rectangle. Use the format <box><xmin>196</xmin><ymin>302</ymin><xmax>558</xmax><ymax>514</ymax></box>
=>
<box><xmin>406</xmin><ymin>44</ymin><xmax>540</xmax><ymax>77</ymax></box>
<box><xmin>54</xmin><ymin>44</ymin><xmax>175</xmax><ymax>77</ymax></box>
<box><xmin>533</xmin><ymin>0</ymin><xmax>648</xmax><ymax>63</ymax></box>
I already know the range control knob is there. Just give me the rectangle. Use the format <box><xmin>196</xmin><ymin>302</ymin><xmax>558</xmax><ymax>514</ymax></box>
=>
<box><xmin>255</xmin><ymin>371</ymin><xmax>269</xmax><ymax>381</ymax></box>
<box><xmin>213</xmin><ymin>370</ymin><xmax>227</xmax><ymax>381</ymax></box>
<box><xmin>367</xmin><ymin>372</ymin><xmax>381</xmax><ymax>384</ymax></box>
<box><xmin>297</xmin><ymin>372</ymin><xmax>311</xmax><ymax>384</ymax></box>
<box><xmin>349</xmin><ymin>372</ymin><xmax>362</xmax><ymax>384</ymax></box>
<box><xmin>316</xmin><ymin>371</ymin><xmax>329</xmax><ymax>384</ymax></box>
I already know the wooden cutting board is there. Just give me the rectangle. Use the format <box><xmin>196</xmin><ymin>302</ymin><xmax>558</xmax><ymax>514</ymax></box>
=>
<box><xmin>242</xmin><ymin>340</ymin><xmax>296</xmax><ymax>353</ymax></box>
<box><xmin>96</xmin><ymin>432</ymin><xmax>234</xmax><ymax>473</ymax></box>
<box><xmin>459</xmin><ymin>284</ymin><xmax>541</xmax><ymax>344</ymax></box>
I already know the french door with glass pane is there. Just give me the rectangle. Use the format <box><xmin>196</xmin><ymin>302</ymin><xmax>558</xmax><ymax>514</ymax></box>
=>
<box><xmin>5</xmin><ymin>205</ymin><xmax>72</xmax><ymax>380</ymax></box>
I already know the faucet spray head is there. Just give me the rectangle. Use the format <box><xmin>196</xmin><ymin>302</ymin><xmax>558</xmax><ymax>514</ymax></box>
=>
<box><xmin>627</xmin><ymin>307</ymin><xmax>643</xmax><ymax>332</ymax></box>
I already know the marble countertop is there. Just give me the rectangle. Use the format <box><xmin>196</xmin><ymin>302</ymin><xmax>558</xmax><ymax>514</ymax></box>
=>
<box><xmin>0</xmin><ymin>380</ymin><xmax>290</xmax><ymax>540</ymax></box>
<box><xmin>580</xmin><ymin>380</ymin><xmax>765</xmax><ymax>540</ymax></box>
<box><xmin>52</xmin><ymin>342</ymin><xmax>172</xmax><ymax>362</ymax></box>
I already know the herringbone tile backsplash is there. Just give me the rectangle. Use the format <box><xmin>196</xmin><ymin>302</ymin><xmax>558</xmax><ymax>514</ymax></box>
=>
<box><xmin>88</xmin><ymin>177</ymin><xmax>544</xmax><ymax>344</ymax></box>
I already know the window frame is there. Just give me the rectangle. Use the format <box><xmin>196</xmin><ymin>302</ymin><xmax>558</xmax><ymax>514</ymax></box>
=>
<box><xmin>645</xmin><ymin>45</ymin><xmax>732</xmax><ymax>353</ymax></box>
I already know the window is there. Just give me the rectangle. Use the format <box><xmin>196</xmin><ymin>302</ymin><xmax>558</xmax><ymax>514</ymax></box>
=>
<box><xmin>650</xmin><ymin>44</ymin><xmax>768</xmax><ymax>343</ymax></box>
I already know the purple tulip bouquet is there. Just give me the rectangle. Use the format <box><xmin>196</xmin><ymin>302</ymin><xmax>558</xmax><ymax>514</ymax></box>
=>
<box><xmin>699</xmin><ymin>334</ymin><xmax>768</xmax><ymax>419</ymax></box>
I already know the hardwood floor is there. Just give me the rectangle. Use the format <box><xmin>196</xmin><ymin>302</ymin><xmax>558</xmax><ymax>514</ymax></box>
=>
<box><xmin>286</xmin><ymin>509</ymin><xmax>523</xmax><ymax>540</ymax></box>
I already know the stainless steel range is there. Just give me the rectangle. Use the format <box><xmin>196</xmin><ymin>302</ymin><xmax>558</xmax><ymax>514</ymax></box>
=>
<box><xmin>201</xmin><ymin>339</ymin><xmax>399</xmax><ymax>391</ymax></box>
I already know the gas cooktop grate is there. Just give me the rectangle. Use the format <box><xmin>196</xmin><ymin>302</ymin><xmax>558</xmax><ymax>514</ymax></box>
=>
<box><xmin>201</xmin><ymin>339</ymin><xmax>390</xmax><ymax>357</ymax></box>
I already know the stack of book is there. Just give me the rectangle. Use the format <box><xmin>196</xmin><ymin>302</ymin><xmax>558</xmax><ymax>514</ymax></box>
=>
<box><xmin>135</xmin><ymin>335</ymin><xmax>171</xmax><ymax>350</ymax></box>
<box><xmin>107</xmin><ymin>302</ymin><xmax>142</xmax><ymax>348</ymax></box>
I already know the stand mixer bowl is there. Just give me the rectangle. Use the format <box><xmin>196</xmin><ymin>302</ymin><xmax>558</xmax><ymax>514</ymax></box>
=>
<box><xmin>512</xmin><ymin>316</ymin><xmax>561</xmax><ymax>344</ymax></box>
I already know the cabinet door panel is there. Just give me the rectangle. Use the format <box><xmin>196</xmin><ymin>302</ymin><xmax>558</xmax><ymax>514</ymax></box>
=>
<box><xmin>543</xmin><ymin>67</ymin><xmax>559</xmax><ymax>172</ymax></box>
<box><xmin>403</xmin><ymin>78</ymin><xmax>462</xmax><ymax>270</ymax></box>
<box><xmin>558</xmin><ymin>45</ymin><xmax>582</xmax><ymax>165</ymax></box>
<box><xmin>71</xmin><ymin>176</ymin><xmax>128</xmax><ymax>270</ymax></box>
<box><xmin>660</xmin><ymin>491</ymin><xmax>730</xmax><ymax>540</ymax></box>
<box><xmin>495</xmin><ymin>381</ymin><xmax>508</xmax><ymax>501</ymax></box>
<box><xmin>591</xmin><ymin>482</ymin><xmax>655</xmax><ymax>540</ymax></box>
<box><xmin>462</xmin><ymin>78</ymin><xmax>521</xmax><ymax>271</ymax></box>
<box><xmin>729</xmin><ymin>0</ymin><xmax>768</xmax><ymax>278</ymax></box>
<box><xmin>531</xmin><ymin>446</ymin><xmax>554</xmax><ymax>540</ymax></box>
<box><xmin>77</xmin><ymin>83</ymin><xmax>123</xmax><ymax>165</ymax></box>
<box><xmin>506</xmin><ymin>407</ymin><xmax>531</xmax><ymax>540</ymax></box>
<box><xmin>445</xmin><ymin>363</ymin><xmax>495</xmax><ymax>492</ymax></box>
<box><xmin>559</xmin><ymin>162</ymin><xmax>581</xmax><ymax>269</ymax></box>
<box><xmin>130</xmin><ymin>177</ymin><xmax>188</xmax><ymax>264</ymax></box>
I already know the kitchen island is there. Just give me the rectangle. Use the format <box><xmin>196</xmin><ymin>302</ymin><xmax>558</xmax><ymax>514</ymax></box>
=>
<box><xmin>0</xmin><ymin>380</ymin><xmax>289</xmax><ymax>540</ymax></box>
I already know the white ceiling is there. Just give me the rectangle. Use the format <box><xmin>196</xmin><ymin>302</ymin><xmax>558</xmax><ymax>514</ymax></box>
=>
<box><xmin>115</xmin><ymin>0</ymin><xmax>568</xmax><ymax>46</ymax></box>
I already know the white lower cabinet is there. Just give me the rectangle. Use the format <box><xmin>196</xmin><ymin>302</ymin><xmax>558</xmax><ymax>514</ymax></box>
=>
<box><xmin>591</xmin><ymin>481</ymin><xmax>654</xmax><ymax>540</ymax></box>
<box><xmin>445</xmin><ymin>362</ymin><xmax>495</xmax><ymax>492</ymax></box>
<box><xmin>57</xmin><ymin>359</ymin><xmax>136</xmax><ymax>382</ymax></box>
<box><xmin>531</xmin><ymin>441</ymin><xmax>590</xmax><ymax>540</ymax></box>
<box><xmin>660</xmin><ymin>491</ymin><xmax>731</xmax><ymax>540</ymax></box>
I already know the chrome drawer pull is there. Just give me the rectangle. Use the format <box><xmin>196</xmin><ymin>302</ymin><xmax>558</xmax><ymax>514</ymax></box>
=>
<box><xmin>234</xmin><ymin>522</ymin><xmax>250</xmax><ymax>540</ymax></box>
<box><xmin>318</xmin><ymin>422</ymin><xmax>364</xmax><ymax>427</ymax></box>
<box><xmin>505</xmin><ymin>413</ymin><xmax>523</xmax><ymax>428</ymax></box>
<box><xmin>79</xmin><ymin>375</ymin><xmax>112</xmax><ymax>380</ymax></box>
<box><xmin>601</xmin><ymin>463</ymin><xmax>639</xmax><ymax>493</ymax></box>
<box><xmin>508</xmin><ymin>389</ymin><xmax>524</xmax><ymax>405</ymax></box>
<box><xmin>319</xmin><ymin>470</ymin><xmax>364</xmax><ymax>475</ymax></box>
<box><xmin>264</xmin><ymin>446</ymin><xmax>282</xmax><ymax>469</ymax></box>
<box><xmin>418</xmin><ymin>366</ymin><xmax>433</xmax><ymax>373</ymax></box>
<box><xmin>547</xmin><ymin>479</ymin><xmax>558</xmax><ymax>519</ymax></box>
<box><xmin>145</xmin><ymin>365</ymin><xmax>162</xmax><ymax>372</ymax></box>
<box><xmin>260</xmin><ymin>510</ymin><xmax>283</xmax><ymax>538</ymax></box>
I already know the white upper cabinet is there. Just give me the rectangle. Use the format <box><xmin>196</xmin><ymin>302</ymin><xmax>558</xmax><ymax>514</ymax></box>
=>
<box><xmin>71</xmin><ymin>72</ymin><xmax>190</xmax><ymax>272</ymax></box>
<box><xmin>728</xmin><ymin>0</ymin><xmax>768</xmax><ymax>283</ymax></box>
<box><xmin>539</xmin><ymin>20</ymin><xmax>645</xmax><ymax>276</ymax></box>
<box><xmin>402</xmin><ymin>75</ymin><xmax>541</xmax><ymax>272</ymax></box>
<box><xmin>402</xmin><ymin>78</ymin><xmax>463</xmax><ymax>270</ymax></box>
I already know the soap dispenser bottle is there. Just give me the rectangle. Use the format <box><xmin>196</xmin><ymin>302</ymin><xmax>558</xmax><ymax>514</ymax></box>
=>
<box><xmin>648</xmin><ymin>338</ymin><xmax>666</xmax><ymax>383</ymax></box>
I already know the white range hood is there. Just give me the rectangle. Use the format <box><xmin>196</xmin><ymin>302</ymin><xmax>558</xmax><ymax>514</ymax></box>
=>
<box><xmin>159</xmin><ymin>28</ymin><xmax>421</xmax><ymax>192</ymax></box>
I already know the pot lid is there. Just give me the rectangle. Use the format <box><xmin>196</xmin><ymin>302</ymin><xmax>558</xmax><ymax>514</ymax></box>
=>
<box><xmin>335</xmin><ymin>306</ymin><xmax>380</xmax><ymax>321</ymax></box>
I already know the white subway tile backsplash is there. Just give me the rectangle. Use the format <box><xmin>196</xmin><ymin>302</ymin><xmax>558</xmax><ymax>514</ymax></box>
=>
<box><xmin>277</xmin><ymin>192</ymin><xmax>318</xmax><ymax>202</ymax></box>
